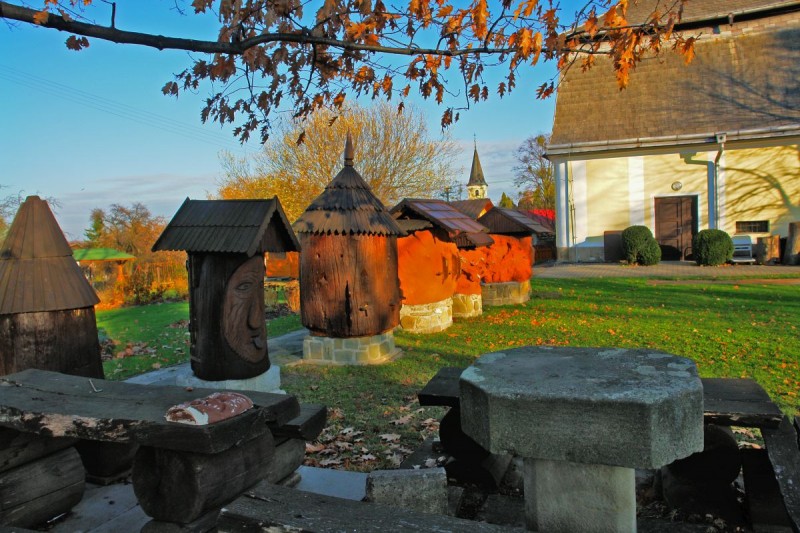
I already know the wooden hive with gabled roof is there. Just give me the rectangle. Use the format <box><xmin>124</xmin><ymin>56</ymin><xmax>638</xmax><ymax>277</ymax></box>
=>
<box><xmin>0</xmin><ymin>196</ymin><xmax>103</xmax><ymax>378</ymax></box>
<box><xmin>294</xmin><ymin>134</ymin><xmax>403</xmax><ymax>338</ymax></box>
<box><xmin>153</xmin><ymin>197</ymin><xmax>299</xmax><ymax>381</ymax></box>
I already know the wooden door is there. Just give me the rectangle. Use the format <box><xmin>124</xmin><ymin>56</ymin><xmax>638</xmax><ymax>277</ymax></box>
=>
<box><xmin>655</xmin><ymin>196</ymin><xmax>697</xmax><ymax>260</ymax></box>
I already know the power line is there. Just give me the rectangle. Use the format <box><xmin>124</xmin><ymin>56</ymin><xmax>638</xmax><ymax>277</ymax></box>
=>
<box><xmin>0</xmin><ymin>64</ymin><xmax>248</xmax><ymax>152</ymax></box>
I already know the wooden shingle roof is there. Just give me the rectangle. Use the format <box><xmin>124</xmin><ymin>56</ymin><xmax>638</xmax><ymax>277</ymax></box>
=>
<box><xmin>478</xmin><ymin>207</ymin><xmax>545</xmax><ymax>236</ymax></box>
<box><xmin>152</xmin><ymin>197</ymin><xmax>300</xmax><ymax>256</ymax></box>
<box><xmin>549</xmin><ymin>4</ymin><xmax>800</xmax><ymax>154</ymax></box>
<box><xmin>0</xmin><ymin>196</ymin><xmax>99</xmax><ymax>315</ymax></box>
<box><xmin>391</xmin><ymin>199</ymin><xmax>493</xmax><ymax>248</ymax></box>
<box><xmin>294</xmin><ymin>136</ymin><xmax>402</xmax><ymax>236</ymax></box>
<box><xmin>449</xmin><ymin>198</ymin><xmax>495</xmax><ymax>220</ymax></box>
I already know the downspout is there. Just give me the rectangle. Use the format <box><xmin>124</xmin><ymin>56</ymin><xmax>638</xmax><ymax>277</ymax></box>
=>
<box><xmin>713</xmin><ymin>134</ymin><xmax>726</xmax><ymax>229</ymax></box>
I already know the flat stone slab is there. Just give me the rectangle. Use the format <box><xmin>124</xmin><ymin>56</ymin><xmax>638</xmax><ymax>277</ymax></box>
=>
<box><xmin>460</xmin><ymin>346</ymin><xmax>704</xmax><ymax>469</ymax></box>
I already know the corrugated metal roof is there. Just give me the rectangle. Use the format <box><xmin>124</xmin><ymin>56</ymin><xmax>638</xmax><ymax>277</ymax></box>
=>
<box><xmin>0</xmin><ymin>196</ymin><xmax>99</xmax><ymax>314</ymax></box>
<box><xmin>294</xmin><ymin>140</ymin><xmax>402</xmax><ymax>236</ymax></box>
<box><xmin>551</xmin><ymin>10</ymin><xmax>800</xmax><ymax>150</ymax></box>
<box><xmin>73</xmin><ymin>248</ymin><xmax>135</xmax><ymax>261</ymax></box>
<box><xmin>391</xmin><ymin>198</ymin><xmax>493</xmax><ymax>248</ymax></box>
<box><xmin>449</xmin><ymin>199</ymin><xmax>495</xmax><ymax>220</ymax></box>
<box><xmin>152</xmin><ymin>197</ymin><xmax>300</xmax><ymax>255</ymax></box>
<box><xmin>478</xmin><ymin>208</ymin><xmax>547</xmax><ymax>235</ymax></box>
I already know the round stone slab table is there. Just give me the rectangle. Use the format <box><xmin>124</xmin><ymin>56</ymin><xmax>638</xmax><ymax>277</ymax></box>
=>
<box><xmin>459</xmin><ymin>346</ymin><xmax>704</xmax><ymax>533</ymax></box>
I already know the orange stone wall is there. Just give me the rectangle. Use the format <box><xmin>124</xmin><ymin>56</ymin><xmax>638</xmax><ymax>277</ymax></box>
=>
<box><xmin>266</xmin><ymin>251</ymin><xmax>300</xmax><ymax>279</ymax></box>
<box><xmin>457</xmin><ymin>235</ymin><xmax>533</xmax><ymax>290</ymax></box>
<box><xmin>397</xmin><ymin>231</ymin><xmax>460</xmax><ymax>305</ymax></box>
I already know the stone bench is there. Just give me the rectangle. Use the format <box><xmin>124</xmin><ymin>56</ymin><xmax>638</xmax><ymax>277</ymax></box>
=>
<box><xmin>0</xmin><ymin>369</ymin><xmax>326</xmax><ymax>530</ymax></box>
<box><xmin>217</xmin><ymin>479</ymin><xmax>523</xmax><ymax>532</ymax></box>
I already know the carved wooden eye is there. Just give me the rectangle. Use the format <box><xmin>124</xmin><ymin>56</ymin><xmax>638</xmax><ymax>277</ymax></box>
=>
<box><xmin>236</xmin><ymin>282</ymin><xmax>252</xmax><ymax>291</ymax></box>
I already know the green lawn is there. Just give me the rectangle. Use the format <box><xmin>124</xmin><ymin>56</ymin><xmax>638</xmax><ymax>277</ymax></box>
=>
<box><xmin>96</xmin><ymin>277</ymin><xmax>800</xmax><ymax>470</ymax></box>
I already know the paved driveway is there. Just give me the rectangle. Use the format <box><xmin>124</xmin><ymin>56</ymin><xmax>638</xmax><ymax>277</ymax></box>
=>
<box><xmin>533</xmin><ymin>261</ymin><xmax>800</xmax><ymax>279</ymax></box>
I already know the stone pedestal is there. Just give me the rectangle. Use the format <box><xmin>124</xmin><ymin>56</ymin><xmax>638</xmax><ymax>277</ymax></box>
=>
<box><xmin>481</xmin><ymin>280</ymin><xmax>530</xmax><ymax>306</ymax></box>
<box><xmin>459</xmin><ymin>347</ymin><xmax>704</xmax><ymax>533</ymax></box>
<box><xmin>175</xmin><ymin>365</ymin><xmax>284</xmax><ymax>394</ymax></box>
<box><xmin>400</xmin><ymin>298</ymin><xmax>453</xmax><ymax>333</ymax></box>
<box><xmin>303</xmin><ymin>332</ymin><xmax>401</xmax><ymax>365</ymax></box>
<box><xmin>524</xmin><ymin>458</ymin><xmax>635</xmax><ymax>533</ymax></box>
<box><xmin>451</xmin><ymin>293</ymin><xmax>482</xmax><ymax>318</ymax></box>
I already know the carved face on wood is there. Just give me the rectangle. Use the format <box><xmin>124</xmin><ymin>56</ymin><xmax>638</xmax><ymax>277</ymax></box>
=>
<box><xmin>222</xmin><ymin>256</ymin><xmax>266</xmax><ymax>363</ymax></box>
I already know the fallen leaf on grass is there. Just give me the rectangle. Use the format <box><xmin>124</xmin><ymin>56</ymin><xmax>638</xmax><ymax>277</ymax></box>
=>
<box><xmin>379</xmin><ymin>433</ymin><xmax>401</xmax><ymax>442</ymax></box>
<box><xmin>306</xmin><ymin>443</ymin><xmax>326</xmax><ymax>453</ymax></box>
<box><xmin>319</xmin><ymin>458</ymin><xmax>342</xmax><ymax>466</ymax></box>
<box><xmin>391</xmin><ymin>414</ymin><xmax>413</xmax><ymax>426</ymax></box>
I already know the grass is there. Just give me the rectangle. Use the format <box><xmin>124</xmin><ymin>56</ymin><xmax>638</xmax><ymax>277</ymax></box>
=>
<box><xmin>96</xmin><ymin>277</ymin><xmax>800</xmax><ymax>470</ymax></box>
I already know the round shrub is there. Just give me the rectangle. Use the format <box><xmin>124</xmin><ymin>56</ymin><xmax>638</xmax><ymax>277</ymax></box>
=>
<box><xmin>622</xmin><ymin>225</ymin><xmax>661</xmax><ymax>266</ymax></box>
<box><xmin>693</xmin><ymin>229</ymin><xmax>733</xmax><ymax>266</ymax></box>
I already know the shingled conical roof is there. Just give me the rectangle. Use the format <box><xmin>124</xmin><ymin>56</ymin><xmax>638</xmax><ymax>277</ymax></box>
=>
<box><xmin>467</xmin><ymin>148</ymin><xmax>487</xmax><ymax>187</ymax></box>
<box><xmin>0</xmin><ymin>196</ymin><xmax>99</xmax><ymax>315</ymax></box>
<box><xmin>294</xmin><ymin>134</ymin><xmax>403</xmax><ymax>236</ymax></box>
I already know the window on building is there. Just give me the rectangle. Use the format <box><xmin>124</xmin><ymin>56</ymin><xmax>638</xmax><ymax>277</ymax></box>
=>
<box><xmin>735</xmin><ymin>221</ymin><xmax>769</xmax><ymax>233</ymax></box>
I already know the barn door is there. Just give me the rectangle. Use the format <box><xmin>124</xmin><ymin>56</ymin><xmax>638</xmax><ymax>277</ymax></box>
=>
<box><xmin>655</xmin><ymin>196</ymin><xmax>697</xmax><ymax>260</ymax></box>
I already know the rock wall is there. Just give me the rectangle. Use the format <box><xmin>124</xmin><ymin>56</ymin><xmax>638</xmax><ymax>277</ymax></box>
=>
<box><xmin>457</xmin><ymin>235</ymin><xmax>533</xmax><ymax>292</ymax></box>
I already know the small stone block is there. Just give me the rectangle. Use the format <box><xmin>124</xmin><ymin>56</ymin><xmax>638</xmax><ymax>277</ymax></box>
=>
<box><xmin>365</xmin><ymin>468</ymin><xmax>448</xmax><ymax>515</ymax></box>
<box><xmin>525</xmin><ymin>458</ymin><xmax>636</xmax><ymax>533</ymax></box>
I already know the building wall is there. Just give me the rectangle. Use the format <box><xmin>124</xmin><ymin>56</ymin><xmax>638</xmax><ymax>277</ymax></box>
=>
<box><xmin>560</xmin><ymin>143</ymin><xmax>799</xmax><ymax>261</ymax></box>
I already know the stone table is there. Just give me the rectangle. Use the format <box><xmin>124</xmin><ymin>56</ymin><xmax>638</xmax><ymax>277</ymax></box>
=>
<box><xmin>460</xmin><ymin>346</ymin><xmax>704</xmax><ymax>533</ymax></box>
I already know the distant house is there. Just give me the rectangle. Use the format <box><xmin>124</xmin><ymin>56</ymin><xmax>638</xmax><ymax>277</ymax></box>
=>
<box><xmin>547</xmin><ymin>0</ymin><xmax>800</xmax><ymax>261</ymax></box>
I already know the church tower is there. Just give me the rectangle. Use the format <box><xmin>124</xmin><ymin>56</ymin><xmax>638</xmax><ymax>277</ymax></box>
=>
<box><xmin>466</xmin><ymin>145</ymin><xmax>488</xmax><ymax>199</ymax></box>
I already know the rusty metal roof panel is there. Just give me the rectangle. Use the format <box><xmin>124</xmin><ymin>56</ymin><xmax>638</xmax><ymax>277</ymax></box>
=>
<box><xmin>454</xmin><ymin>231</ymin><xmax>495</xmax><ymax>248</ymax></box>
<box><xmin>153</xmin><ymin>197</ymin><xmax>300</xmax><ymax>255</ymax></box>
<box><xmin>396</xmin><ymin>219</ymin><xmax>434</xmax><ymax>232</ymax></box>
<box><xmin>295</xmin><ymin>162</ymin><xmax>402</xmax><ymax>236</ymax></box>
<box><xmin>391</xmin><ymin>199</ymin><xmax>493</xmax><ymax>248</ymax></box>
<box><xmin>478</xmin><ymin>208</ymin><xmax>545</xmax><ymax>235</ymax></box>
<box><xmin>0</xmin><ymin>196</ymin><xmax>99</xmax><ymax>314</ymax></box>
<box><xmin>448</xmin><ymin>199</ymin><xmax>495</xmax><ymax>220</ymax></box>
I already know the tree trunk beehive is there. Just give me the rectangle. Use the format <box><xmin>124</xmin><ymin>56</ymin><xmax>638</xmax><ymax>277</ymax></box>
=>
<box><xmin>300</xmin><ymin>234</ymin><xmax>400</xmax><ymax>338</ymax></box>
<box><xmin>188</xmin><ymin>253</ymin><xmax>269</xmax><ymax>381</ymax></box>
<box><xmin>0</xmin><ymin>307</ymin><xmax>103</xmax><ymax>379</ymax></box>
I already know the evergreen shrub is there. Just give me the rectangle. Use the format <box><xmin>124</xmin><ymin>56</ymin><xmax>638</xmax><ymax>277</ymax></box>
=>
<box><xmin>694</xmin><ymin>229</ymin><xmax>733</xmax><ymax>266</ymax></box>
<box><xmin>621</xmin><ymin>225</ymin><xmax>662</xmax><ymax>266</ymax></box>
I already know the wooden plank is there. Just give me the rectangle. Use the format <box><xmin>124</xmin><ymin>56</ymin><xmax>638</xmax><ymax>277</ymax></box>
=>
<box><xmin>0</xmin><ymin>428</ymin><xmax>76</xmax><ymax>474</ymax></box>
<box><xmin>0</xmin><ymin>369</ymin><xmax>299</xmax><ymax>454</ymax></box>
<box><xmin>740</xmin><ymin>448</ymin><xmax>794</xmax><ymax>532</ymax></box>
<box><xmin>0</xmin><ymin>447</ymin><xmax>85</xmax><ymax>528</ymax></box>
<box><xmin>270</xmin><ymin>403</ymin><xmax>327</xmax><ymax>441</ymax></box>
<box><xmin>217</xmin><ymin>481</ymin><xmax>523</xmax><ymax>532</ymax></box>
<box><xmin>702</xmin><ymin>378</ymin><xmax>783</xmax><ymax>428</ymax></box>
<box><xmin>417</xmin><ymin>367</ymin><xmax>464</xmax><ymax>407</ymax></box>
<box><xmin>763</xmin><ymin>416</ymin><xmax>800</xmax><ymax>532</ymax></box>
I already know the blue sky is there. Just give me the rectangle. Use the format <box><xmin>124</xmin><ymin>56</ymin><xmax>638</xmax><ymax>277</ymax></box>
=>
<box><xmin>0</xmin><ymin>3</ymin><xmax>560</xmax><ymax>240</ymax></box>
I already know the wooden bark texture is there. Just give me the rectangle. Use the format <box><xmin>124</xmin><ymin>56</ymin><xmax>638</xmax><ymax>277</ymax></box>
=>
<box><xmin>784</xmin><ymin>222</ymin><xmax>800</xmax><ymax>265</ymax></box>
<box><xmin>188</xmin><ymin>253</ymin><xmax>270</xmax><ymax>380</ymax></box>
<box><xmin>300</xmin><ymin>234</ymin><xmax>400</xmax><ymax>337</ymax></box>
<box><xmin>0</xmin><ymin>369</ymin><xmax>298</xmax><ymax>454</ymax></box>
<box><xmin>266</xmin><ymin>438</ymin><xmax>305</xmax><ymax>483</ymax></box>
<box><xmin>0</xmin><ymin>447</ymin><xmax>85</xmax><ymax>528</ymax></box>
<box><xmin>0</xmin><ymin>307</ymin><xmax>103</xmax><ymax>378</ymax></box>
<box><xmin>0</xmin><ymin>427</ymin><xmax>76</xmax><ymax>474</ymax></box>
<box><xmin>756</xmin><ymin>235</ymin><xmax>781</xmax><ymax>264</ymax></box>
<box><xmin>132</xmin><ymin>431</ymin><xmax>275</xmax><ymax>523</ymax></box>
<box><xmin>74</xmin><ymin>440</ymin><xmax>139</xmax><ymax>479</ymax></box>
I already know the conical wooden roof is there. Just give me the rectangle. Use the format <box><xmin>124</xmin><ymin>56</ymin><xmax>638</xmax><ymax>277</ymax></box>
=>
<box><xmin>0</xmin><ymin>196</ymin><xmax>99</xmax><ymax>315</ymax></box>
<box><xmin>294</xmin><ymin>135</ymin><xmax>403</xmax><ymax>236</ymax></box>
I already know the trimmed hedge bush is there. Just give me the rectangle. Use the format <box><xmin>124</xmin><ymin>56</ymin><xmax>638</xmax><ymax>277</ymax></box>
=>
<box><xmin>694</xmin><ymin>229</ymin><xmax>733</xmax><ymax>266</ymax></box>
<box><xmin>622</xmin><ymin>225</ymin><xmax>662</xmax><ymax>266</ymax></box>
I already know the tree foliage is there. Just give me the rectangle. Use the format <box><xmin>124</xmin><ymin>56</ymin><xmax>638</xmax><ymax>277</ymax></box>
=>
<box><xmin>217</xmin><ymin>102</ymin><xmax>459</xmax><ymax>221</ymax></box>
<box><xmin>2</xmin><ymin>0</ymin><xmax>698</xmax><ymax>142</ymax></box>
<box><xmin>84</xmin><ymin>203</ymin><xmax>166</xmax><ymax>257</ymax></box>
<box><xmin>498</xmin><ymin>191</ymin><xmax>515</xmax><ymax>208</ymax></box>
<box><xmin>513</xmin><ymin>133</ymin><xmax>553</xmax><ymax>209</ymax></box>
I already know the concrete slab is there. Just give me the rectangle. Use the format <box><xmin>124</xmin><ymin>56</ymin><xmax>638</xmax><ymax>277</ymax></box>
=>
<box><xmin>365</xmin><ymin>468</ymin><xmax>448</xmax><ymax>514</ymax></box>
<box><xmin>294</xmin><ymin>465</ymin><xmax>367</xmax><ymax>501</ymax></box>
<box><xmin>460</xmin><ymin>346</ymin><xmax>704</xmax><ymax>469</ymax></box>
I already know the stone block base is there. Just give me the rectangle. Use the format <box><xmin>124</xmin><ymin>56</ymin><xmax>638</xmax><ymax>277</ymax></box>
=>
<box><xmin>175</xmin><ymin>365</ymin><xmax>284</xmax><ymax>393</ymax></box>
<box><xmin>524</xmin><ymin>458</ymin><xmax>635</xmax><ymax>533</ymax></box>
<box><xmin>400</xmin><ymin>298</ymin><xmax>453</xmax><ymax>333</ymax></box>
<box><xmin>303</xmin><ymin>332</ymin><xmax>401</xmax><ymax>365</ymax></box>
<box><xmin>481</xmin><ymin>280</ymin><xmax>530</xmax><ymax>306</ymax></box>
<box><xmin>451</xmin><ymin>293</ymin><xmax>482</xmax><ymax>318</ymax></box>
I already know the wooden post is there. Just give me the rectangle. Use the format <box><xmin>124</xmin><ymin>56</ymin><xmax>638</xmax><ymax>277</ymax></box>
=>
<box><xmin>784</xmin><ymin>222</ymin><xmax>800</xmax><ymax>265</ymax></box>
<box><xmin>756</xmin><ymin>235</ymin><xmax>781</xmax><ymax>265</ymax></box>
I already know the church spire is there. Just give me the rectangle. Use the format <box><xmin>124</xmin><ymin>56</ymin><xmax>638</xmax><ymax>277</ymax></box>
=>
<box><xmin>466</xmin><ymin>143</ymin><xmax>488</xmax><ymax>199</ymax></box>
